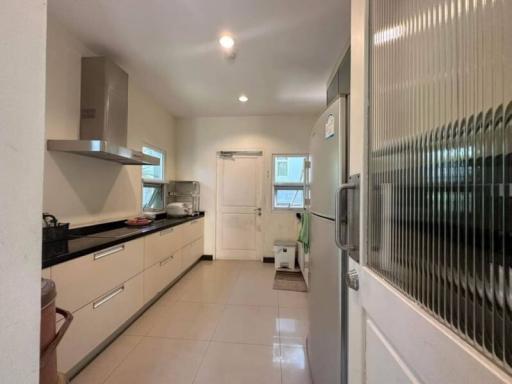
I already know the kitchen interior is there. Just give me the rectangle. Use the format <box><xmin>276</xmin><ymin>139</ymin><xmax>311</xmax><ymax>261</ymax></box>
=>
<box><xmin>37</xmin><ymin>0</ymin><xmax>351</xmax><ymax>383</ymax></box>
<box><xmin>2</xmin><ymin>1</ymin><xmax>512</xmax><ymax>384</ymax></box>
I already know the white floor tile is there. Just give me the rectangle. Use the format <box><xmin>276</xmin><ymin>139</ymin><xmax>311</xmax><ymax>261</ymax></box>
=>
<box><xmin>228</xmin><ymin>276</ymin><xmax>279</xmax><ymax>307</ymax></box>
<box><xmin>104</xmin><ymin>338</ymin><xmax>207</xmax><ymax>384</ymax></box>
<box><xmin>178</xmin><ymin>277</ymin><xmax>235</xmax><ymax>304</ymax></box>
<box><xmin>148</xmin><ymin>301</ymin><xmax>225</xmax><ymax>341</ymax></box>
<box><xmin>193</xmin><ymin>342</ymin><xmax>281</xmax><ymax>384</ymax></box>
<box><xmin>213</xmin><ymin>305</ymin><xmax>279</xmax><ymax>346</ymax></box>
<box><xmin>71</xmin><ymin>335</ymin><xmax>141</xmax><ymax>384</ymax></box>
<box><xmin>278</xmin><ymin>290</ymin><xmax>308</xmax><ymax>308</ymax></box>
<box><xmin>278</xmin><ymin>306</ymin><xmax>309</xmax><ymax>347</ymax></box>
<box><xmin>280</xmin><ymin>346</ymin><xmax>312</xmax><ymax>384</ymax></box>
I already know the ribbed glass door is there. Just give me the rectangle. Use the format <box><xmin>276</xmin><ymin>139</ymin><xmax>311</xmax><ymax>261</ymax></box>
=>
<box><xmin>368</xmin><ymin>0</ymin><xmax>511</xmax><ymax>373</ymax></box>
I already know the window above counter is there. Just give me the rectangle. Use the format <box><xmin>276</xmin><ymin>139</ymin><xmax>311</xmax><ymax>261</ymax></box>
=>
<box><xmin>141</xmin><ymin>145</ymin><xmax>166</xmax><ymax>213</ymax></box>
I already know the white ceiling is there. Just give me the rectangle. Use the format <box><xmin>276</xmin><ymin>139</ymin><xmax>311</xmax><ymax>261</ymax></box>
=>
<box><xmin>49</xmin><ymin>0</ymin><xmax>350</xmax><ymax>118</ymax></box>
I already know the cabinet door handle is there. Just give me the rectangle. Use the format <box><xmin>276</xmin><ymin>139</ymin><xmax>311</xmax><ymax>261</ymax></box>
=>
<box><xmin>93</xmin><ymin>285</ymin><xmax>124</xmax><ymax>309</ymax></box>
<box><xmin>160</xmin><ymin>255</ymin><xmax>173</xmax><ymax>266</ymax></box>
<box><xmin>93</xmin><ymin>244</ymin><xmax>125</xmax><ymax>260</ymax></box>
<box><xmin>160</xmin><ymin>227</ymin><xmax>174</xmax><ymax>236</ymax></box>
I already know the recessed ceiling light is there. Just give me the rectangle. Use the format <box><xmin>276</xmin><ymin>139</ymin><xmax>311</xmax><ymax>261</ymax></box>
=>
<box><xmin>219</xmin><ymin>35</ymin><xmax>235</xmax><ymax>49</ymax></box>
<box><xmin>238</xmin><ymin>95</ymin><xmax>248</xmax><ymax>103</ymax></box>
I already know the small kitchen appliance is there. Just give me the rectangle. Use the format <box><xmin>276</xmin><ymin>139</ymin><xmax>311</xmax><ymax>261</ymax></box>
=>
<box><xmin>166</xmin><ymin>202</ymin><xmax>193</xmax><ymax>217</ymax></box>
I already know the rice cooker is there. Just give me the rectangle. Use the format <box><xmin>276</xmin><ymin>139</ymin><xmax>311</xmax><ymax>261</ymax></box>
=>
<box><xmin>166</xmin><ymin>202</ymin><xmax>192</xmax><ymax>217</ymax></box>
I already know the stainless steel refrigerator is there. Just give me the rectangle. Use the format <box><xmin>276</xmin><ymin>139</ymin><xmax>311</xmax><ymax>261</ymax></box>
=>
<box><xmin>307</xmin><ymin>96</ymin><xmax>348</xmax><ymax>384</ymax></box>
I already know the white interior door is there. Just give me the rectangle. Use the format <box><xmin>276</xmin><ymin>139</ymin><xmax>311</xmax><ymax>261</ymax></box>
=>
<box><xmin>215</xmin><ymin>154</ymin><xmax>263</xmax><ymax>260</ymax></box>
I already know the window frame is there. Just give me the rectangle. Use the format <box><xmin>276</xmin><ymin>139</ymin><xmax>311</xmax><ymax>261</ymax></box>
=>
<box><xmin>142</xmin><ymin>144</ymin><xmax>166</xmax><ymax>182</ymax></box>
<box><xmin>141</xmin><ymin>144</ymin><xmax>167</xmax><ymax>213</ymax></box>
<box><xmin>271</xmin><ymin>153</ymin><xmax>309</xmax><ymax>211</ymax></box>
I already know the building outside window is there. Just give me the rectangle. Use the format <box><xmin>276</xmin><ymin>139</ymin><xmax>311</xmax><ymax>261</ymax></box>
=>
<box><xmin>272</xmin><ymin>154</ymin><xmax>308</xmax><ymax>210</ymax></box>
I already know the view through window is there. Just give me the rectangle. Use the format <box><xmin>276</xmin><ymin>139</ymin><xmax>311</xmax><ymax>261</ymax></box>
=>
<box><xmin>142</xmin><ymin>146</ymin><xmax>165</xmax><ymax>212</ymax></box>
<box><xmin>272</xmin><ymin>154</ymin><xmax>307</xmax><ymax>209</ymax></box>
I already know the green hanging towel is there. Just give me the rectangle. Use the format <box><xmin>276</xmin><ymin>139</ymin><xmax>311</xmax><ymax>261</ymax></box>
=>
<box><xmin>298</xmin><ymin>212</ymin><xmax>310</xmax><ymax>253</ymax></box>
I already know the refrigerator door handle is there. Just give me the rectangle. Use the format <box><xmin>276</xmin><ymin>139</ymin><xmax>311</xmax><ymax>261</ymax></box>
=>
<box><xmin>335</xmin><ymin>183</ymin><xmax>355</xmax><ymax>250</ymax></box>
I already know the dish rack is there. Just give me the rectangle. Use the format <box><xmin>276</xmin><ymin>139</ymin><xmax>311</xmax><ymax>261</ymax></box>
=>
<box><xmin>166</xmin><ymin>181</ymin><xmax>200</xmax><ymax>213</ymax></box>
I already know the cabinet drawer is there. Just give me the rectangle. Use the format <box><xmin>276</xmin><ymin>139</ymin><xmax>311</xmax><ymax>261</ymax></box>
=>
<box><xmin>53</xmin><ymin>238</ymin><xmax>144</xmax><ymax>313</ymax></box>
<box><xmin>143</xmin><ymin>249</ymin><xmax>182</xmax><ymax>303</ymax></box>
<box><xmin>182</xmin><ymin>237</ymin><xmax>203</xmax><ymax>270</ymax></box>
<box><xmin>183</xmin><ymin>218</ymin><xmax>204</xmax><ymax>245</ymax></box>
<box><xmin>57</xmin><ymin>273</ymin><xmax>143</xmax><ymax>373</ymax></box>
<box><xmin>144</xmin><ymin>225</ymin><xmax>183</xmax><ymax>268</ymax></box>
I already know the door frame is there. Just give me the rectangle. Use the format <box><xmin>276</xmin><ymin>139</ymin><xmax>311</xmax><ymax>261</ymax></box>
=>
<box><xmin>214</xmin><ymin>150</ymin><xmax>264</xmax><ymax>260</ymax></box>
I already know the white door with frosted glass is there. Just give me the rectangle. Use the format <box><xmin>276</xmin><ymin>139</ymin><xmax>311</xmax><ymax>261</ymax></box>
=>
<box><xmin>215</xmin><ymin>154</ymin><xmax>263</xmax><ymax>260</ymax></box>
<box><xmin>348</xmin><ymin>1</ymin><xmax>512</xmax><ymax>383</ymax></box>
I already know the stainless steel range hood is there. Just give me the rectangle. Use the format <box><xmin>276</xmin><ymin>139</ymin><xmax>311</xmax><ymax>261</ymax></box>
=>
<box><xmin>47</xmin><ymin>57</ymin><xmax>159</xmax><ymax>166</ymax></box>
<box><xmin>47</xmin><ymin>140</ymin><xmax>159</xmax><ymax>165</ymax></box>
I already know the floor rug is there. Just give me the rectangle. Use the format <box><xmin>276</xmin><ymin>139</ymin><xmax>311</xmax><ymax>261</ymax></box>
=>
<box><xmin>273</xmin><ymin>271</ymin><xmax>307</xmax><ymax>292</ymax></box>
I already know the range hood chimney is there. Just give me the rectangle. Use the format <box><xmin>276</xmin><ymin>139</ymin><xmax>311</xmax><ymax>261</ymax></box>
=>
<box><xmin>47</xmin><ymin>57</ymin><xmax>159</xmax><ymax>166</ymax></box>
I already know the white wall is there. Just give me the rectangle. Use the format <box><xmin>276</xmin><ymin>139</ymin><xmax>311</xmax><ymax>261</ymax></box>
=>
<box><xmin>0</xmin><ymin>1</ymin><xmax>47</xmax><ymax>382</ymax></box>
<box><xmin>43</xmin><ymin>16</ymin><xmax>177</xmax><ymax>226</ymax></box>
<box><xmin>176</xmin><ymin>115</ymin><xmax>315</xmax><ymax>257</ymax></box>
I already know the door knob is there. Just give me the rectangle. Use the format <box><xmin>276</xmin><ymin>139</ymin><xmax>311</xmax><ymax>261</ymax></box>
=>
<box><xmin>345</xmin><ymin>269</ymin><xmax>359</xmax><ymax>291</ymax></box>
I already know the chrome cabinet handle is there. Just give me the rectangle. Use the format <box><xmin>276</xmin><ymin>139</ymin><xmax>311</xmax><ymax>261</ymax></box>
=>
<box><xmin>159</xmin><ymin>255</ymin><xmax>173</xmax><ymax>266</ymax></box>
<box><xmin>93</xmin><ymin>244</ymin><xmax>125</xmax><ymax>260</ymax></box>
<box><xmin>93</xmin><ymin>285</ymin><xmax>124</xmax><ymax>309</ymax></box>
<box><xmin>345</xmin><ymin>269</ymin><xmax>359</xmax><ymax>291</ymax></box>
<box><xmin>335</xmin><ymin>183</ymin><xmax>355</xmax><ymax>250</ymax></box>
<box><xmin>160</xmin><ymin>227</ymin><xmax>174</xmax><ymax>236</ymax></box>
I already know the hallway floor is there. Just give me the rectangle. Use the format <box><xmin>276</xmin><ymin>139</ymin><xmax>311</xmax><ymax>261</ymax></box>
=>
<box><xmin>72</xmin><ymin>260</ymin><xmax>311</xmax><ymax>384</ymax></box>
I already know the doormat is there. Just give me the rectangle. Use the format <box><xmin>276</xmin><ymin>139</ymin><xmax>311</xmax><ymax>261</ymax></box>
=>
<box><xmin>273</xmin><ymin>271</ymin><xmax>307</xmax><ymax>292</ymax></box>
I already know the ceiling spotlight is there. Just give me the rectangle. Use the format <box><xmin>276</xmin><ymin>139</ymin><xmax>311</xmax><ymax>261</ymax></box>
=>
<box><xmin>238</xmin><ymin>95</ymin><xmax>248</xmax><ymax>103</ymax></box>
<box><xmin>219</xmin><ymin>35</ymin><xmax>235</xmax><ymax>49</ymax></box>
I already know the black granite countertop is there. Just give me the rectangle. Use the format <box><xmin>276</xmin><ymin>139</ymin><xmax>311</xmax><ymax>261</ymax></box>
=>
<box><xmin>42</xmin><ymin>213</ymin><xmax>205</xmax><ymax>269</ymax></box>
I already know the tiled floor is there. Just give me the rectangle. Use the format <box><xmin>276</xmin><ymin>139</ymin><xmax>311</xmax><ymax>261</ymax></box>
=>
<box><xmin>72</xmin><ymin>260</ymin><xmax>311</xmax><ymax>384</ymax></box>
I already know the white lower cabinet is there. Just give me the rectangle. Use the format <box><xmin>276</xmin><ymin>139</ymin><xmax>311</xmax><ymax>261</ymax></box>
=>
<box><xmin>53</xmin><ymin>217</ymin><xmax>204</xmax><ymax>374</ymax></box>
<box><xmin>57</xmin><ymin>273</ymin><xmax>143</xmax><ymax>372</ymax></box>
<box><xmin>144</xmin><ymin>225</ymin><xmax>183</xmax><ymax>268</ymax></box>
<box><xmin>52</xmin><ymin>238</ymin><xmax>144</xmax><ymax>313</ymax></box>
<box><xmin>182</xmin><ymin>237</ymin><xmax>204</xmax><ymax>270</ymax></box>
<box><xmin>182</xmin><ymin>218</ymin><xmax>204</xmax><ymax>245</ymax></box>
<box><xmin>143</xmin><ymin>249</ymin><xmax>182</xmax><ymax>303</ymax></box>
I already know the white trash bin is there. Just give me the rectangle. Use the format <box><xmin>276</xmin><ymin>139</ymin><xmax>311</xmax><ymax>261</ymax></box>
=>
<box><xmin>273</xmin><ymin>240</ymin><xmax>297</xmax><ymax>271</ymax></box>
